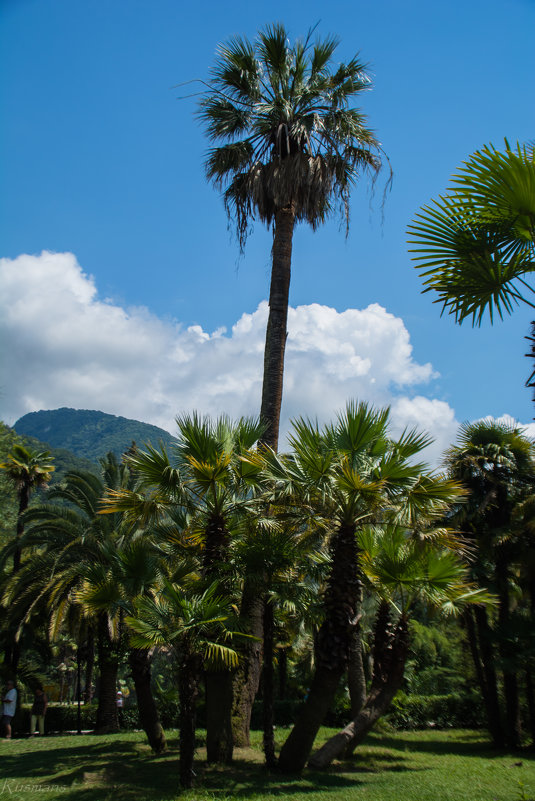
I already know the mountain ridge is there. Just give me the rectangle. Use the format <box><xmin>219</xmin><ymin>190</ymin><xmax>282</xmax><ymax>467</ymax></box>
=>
<box><xmin>14</xmin><ymin>407</ymin><xmax>176</xmax><ymax>462</ymax></box>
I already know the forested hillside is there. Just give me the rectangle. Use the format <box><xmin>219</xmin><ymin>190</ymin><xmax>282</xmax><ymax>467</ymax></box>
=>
<box><xmin>14</xmin><ymin>407</ymin><xmax>176</xmax><ymax>461</ymax></box>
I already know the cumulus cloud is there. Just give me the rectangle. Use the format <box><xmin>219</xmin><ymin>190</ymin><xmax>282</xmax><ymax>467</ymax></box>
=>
<box><xmin>1</xmin><ymin>251</ymin><xmax>463</xmax><ymax>463</ymax></box>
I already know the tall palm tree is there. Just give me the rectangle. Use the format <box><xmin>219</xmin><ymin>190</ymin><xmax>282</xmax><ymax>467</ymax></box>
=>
<box><xmin>200</xmin><ymin>24</ymin><xmax>384</xmax><ymax>449</ymax></box>
<box><xmin>264</xmin><ymin>401</ymin><xmax>464</xmax><ymax>772</ymax></box>
<box><xmin>444</xmin><ymin>419</ymin><xmax>535</xmax><ymax>749</ymax></box>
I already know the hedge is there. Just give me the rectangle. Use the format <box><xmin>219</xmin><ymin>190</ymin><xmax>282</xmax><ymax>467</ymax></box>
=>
<box><xmin>14</xmin><ymin>690</ymin><xmax>484</xmax><ymax>735</ymax></box>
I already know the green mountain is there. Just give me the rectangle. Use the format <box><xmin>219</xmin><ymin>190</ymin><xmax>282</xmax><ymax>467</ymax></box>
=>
<box><xmin>14</xmin><ymin>408</ymin><xmax>176</xmax><ymax>462</ymax></box>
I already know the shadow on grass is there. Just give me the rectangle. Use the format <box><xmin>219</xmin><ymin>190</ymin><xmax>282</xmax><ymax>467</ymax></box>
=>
<box><xmin>363</xmin><ymin>731</ymin><xmax>535</xmax><ymax>762</ymax></box>
<box><xmin>3</xmin><ymin>729</ymin><xmax>532</xmax><ymax>801</ymax></box>
<box><xmin>0</xmin><ymin>736</ymin><xmax>363</xmax><ymax>801</ymax></box>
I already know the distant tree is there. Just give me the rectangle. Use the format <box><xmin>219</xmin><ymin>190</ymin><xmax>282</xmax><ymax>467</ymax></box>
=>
<box><xmin>200</xmin><ymin>23</ymin><xmax>384</xmax><ymax>450</ymax></box>
<box><xmin>8</xmin><ymin>455</ymin><xmax>131</xmax><ymax>732</ymax></box>
<box><xmin>445</xmin><ymin>419</ymin><xmax>535</xmax><ymax>748</ymax></box>
<box><xmin>0</xmin><ymin>443</ymin><xmax>54</xmax><ymax>574</ymax></box>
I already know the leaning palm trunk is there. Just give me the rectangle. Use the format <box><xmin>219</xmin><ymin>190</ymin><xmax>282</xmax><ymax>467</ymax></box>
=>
<box><xmin>259</xmin><ymin>205</ymin><xmax>295</xmax><ymax>451</ymax></box>
<box><xmin>278</xmin><ymin>523</ymin><xmax>361</xmax><ymax>773</ymax></box>
<box><xmin>308</xmin><ymin>611</ymin><xmax>409</xmax><ymax>769</ymax></box>
<box><xmin>129</xmin><ymin>648</ymin><xmax>166</xmax><ymax>753</ymax></box>
<box><xmin>231</xmin><ymin>585</ymin><xmax>264</xmax><ymax>746</ymax></box>
<box><xmin>95</xmin><ymin>613</ymin><xmax>120</xmax><ymax>733</ymax></box>
<box><xmin>343</xmin><ymin>622</ymin><xmax>367</xmax><ymax>759</ymax></box>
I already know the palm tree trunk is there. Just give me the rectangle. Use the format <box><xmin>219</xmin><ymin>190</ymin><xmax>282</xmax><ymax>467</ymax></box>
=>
<box><xmin>95</xmin><ymin>613</ymin><xmax>120</xmax><ymax>733</ymax></box>
<box><xmin>179</xmin><ymin>648</ymin><xmax>201</xmax><ymax>789</ymax></box>
<box><xmin>13</xmin><ymin>484</ymin><xmax>30</xmax><ymax>573</ymax></box>
<box><xmin>474</xmin><ymin>605</ymin><xmax>504</xmax><ymax>747</ymax></box>
<box><xmin>279</xmin><ymin>647</ymin><xmax>288</xmax><ymax>700</ymax></box>
<box><xmin>495</xmin><ymin>557</ymin><xmax>521</xmax><ymax>748</ymax></box>
<box><xmin>278</xmin><ymin>522</ymin><xmax>360</xmax><ymax>773</ymax></box>
<box><xmin>231</xmin><ymin>584</ymin><xmax>264</xmax><ymax>746</ymax></box>
<box><xmin>308</xmin><ymin>614</ymin><xmax>410</xmax><ymax>769</ymax></box>
<box><xmin>203</xmin><ymin>512</ymin><xmax>234</xmax><ymax>763</ymax></box>
<box><xmin>205</xmin><ymin>671</ymin><xmax>234</xmax><ymax>763</ymax></box>
<box><xmin>260</xmin><ymin>205</ymin><xmax>295</xmax><ymax>450</ymax></box>
<box><xmin>347</xmin><ymin>624</ymin><xmax>367</xmax><ymax>717</ymax></box>
<box><xmin>262</xmin><ymin>597</ymin><xmax>276</xmax><ymax>767</ymax></box>
<box><xmin>129</xmin><ymin>648</ymin><xmax>166</xmax><ymax>753</ymax></box>
<box><xmin>84</xmin><ymin>628</ymin><xmax>95</xmax><ymax>704</ymax></box>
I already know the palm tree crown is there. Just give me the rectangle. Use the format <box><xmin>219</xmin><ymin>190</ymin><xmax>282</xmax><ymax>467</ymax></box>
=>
<box><xmin>200</xmin><ymin>23</ymin><xmax>382</xmax><ymax>247</ymax></box>
<box><xmin>408</xmin><ymin>141</ymin><xmax>535</xmax><ymax>325</ymax></box>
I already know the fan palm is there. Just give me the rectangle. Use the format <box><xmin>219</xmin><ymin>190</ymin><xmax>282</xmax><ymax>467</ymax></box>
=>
<box><xmin>231</xmin><ymin>515</ymin><xmax>328</xmax><ymax>765</ymax></box>
<box><xmin>264</xmin><ymin>401</ymin><xmax>464</xmax><ymax>772</ymax></box>
<box><xmin>5</xmin><ymin>455</ymin><xmax>132</xmax><ymax>733</ymax></box>
<box><xmin>0</xmin><ymin>444</ymin><xmax>55</xmax><ymax>573</ymax></box>
<box><xmin>0</xmin><ymin>444</ymin><xmax>55</xmax><ymax>675</ymax></box>
<box><xmin>127</xmin><ymin>581</ymin><xmax>242</xmax><ymax>789</ymax></box>
<box><xmin>200</xmin><ymin>24</ymin><xmax>384</xmax><ymax>449</ymax></box>
<box><xmin>308</xmin><ymin>523</ymin><xmax>493</xmax><ymax>768</ymax></box>
<box><xmin>103</xmin><ymin>414</ymin><xmax>265</xmax><ymax>762</ymax></box>
<box><xmin>76</xmin><ymin>538</ymin><xmax>171</xmax><ymax>752</ymax></box>
<box><xmin>444</xmin><ymin>418</ymin><xmax>535</xmax><ymax>749</ymax></box>
<box><xmin>408</xmin><ymin>141</ymin><xmax>535</xmax><ymax>326</ymax></box>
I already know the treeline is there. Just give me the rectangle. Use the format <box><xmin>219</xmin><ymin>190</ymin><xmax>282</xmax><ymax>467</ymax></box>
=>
<box><xmin>2</xmin><ymin>405</ymin><xmax>534</xmax><ymax>787</ymax></box>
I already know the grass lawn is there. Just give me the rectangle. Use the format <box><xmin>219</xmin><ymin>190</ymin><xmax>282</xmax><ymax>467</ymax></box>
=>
<box><xmin>0</xmin><ymin>727</ymin><xmax>534</xmax><ymax>801</ymax></box>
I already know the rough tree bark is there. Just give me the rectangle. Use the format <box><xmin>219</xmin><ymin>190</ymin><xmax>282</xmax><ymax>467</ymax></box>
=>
<box><xmin>278</xmin><ymin>522</ymin><xmax>360</xmax><ymax>773</ymax></box>
<box><xmin>259</xmin><ymin>205</ymin><xmax>295</xmax><ymax>452</ymax></box>
<box><xmin>308</xmin><ymin>609</ymin><xmax>410</xmax><ymax>769</ymax></box>
<box><xmin>95</xmin><ymin>613</ymin><xmax>120</xmax><ymax>734</ymax></box>
<box><xmin>231</xmin><ymin>585</ymin><xmax>263</xmax><ymax>746</ymax></box>
<box><xmin>203</xmin><ymin>513</ymin><xmax>233</xmax><ymax>763</ymax></box>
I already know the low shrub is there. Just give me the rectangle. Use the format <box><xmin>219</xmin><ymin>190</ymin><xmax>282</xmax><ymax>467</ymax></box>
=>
<box><xmin>386</xmin><ymin>691</ymin><xmax>484</xmax><ymax>730</ymax></box>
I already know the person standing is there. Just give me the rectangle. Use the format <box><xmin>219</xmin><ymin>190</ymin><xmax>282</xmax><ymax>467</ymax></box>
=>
<box><xmin>30</xmin><ymin>685</ymin><xmax>48</xmax><ymax>737</ymax></box>
<box><xmin>2</xmin><ymin>680</ymin><xmax>17</xmax><ymax>739</ymax></box>
<box><xmin>116</xmin><ymin>690</ymin><xmax>124</xmax><ymax>727</ymax></box>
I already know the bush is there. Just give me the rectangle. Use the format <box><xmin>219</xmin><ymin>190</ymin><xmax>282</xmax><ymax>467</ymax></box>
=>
<box><xmin>386</xmin><ymin>691</ymin><xmax>484</xmax><ymax>730</ymax></box>
<box><xmin>17</xmin><ymin>703</ymin><xmax>142</xmax><ymax>734</ymax></box>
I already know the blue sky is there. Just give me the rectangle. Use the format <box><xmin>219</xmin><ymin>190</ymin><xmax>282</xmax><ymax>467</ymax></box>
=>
<box><xmin>1</xmin><ymin>0</ymin><xmax>534</xmax><ymax>458</ymax></box>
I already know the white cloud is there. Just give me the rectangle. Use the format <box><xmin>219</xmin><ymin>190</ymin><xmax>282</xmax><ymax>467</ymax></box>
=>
<box><xmin>0</xmin><ymin>251</ymin><xmax>463</xmax><ymax>464</ymax></box>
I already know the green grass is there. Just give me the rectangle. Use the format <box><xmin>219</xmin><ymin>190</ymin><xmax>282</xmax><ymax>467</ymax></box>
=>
<box><xmin>0</xmin><ymin>728</ymin><xmax>534</xmax><ymax>801</ymax></box>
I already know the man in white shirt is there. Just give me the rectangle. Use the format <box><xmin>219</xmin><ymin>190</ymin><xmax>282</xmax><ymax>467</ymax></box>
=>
<box><xmin>2</xmin><ymin>680</ymin><xmax>17</xmax><ymax>739</ymax></box>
